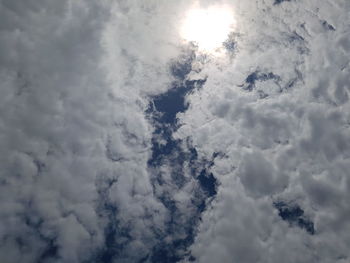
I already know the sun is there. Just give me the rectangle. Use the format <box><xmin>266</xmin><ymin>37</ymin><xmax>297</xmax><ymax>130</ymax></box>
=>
<box><xmin>180</xmin><ymin>4</ymin><xmax>235</xmax><ymax>53</ymax></box>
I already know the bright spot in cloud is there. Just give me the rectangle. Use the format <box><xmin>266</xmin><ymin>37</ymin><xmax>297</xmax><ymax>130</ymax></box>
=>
<box><xmin>180</xmin><ymin>4</ymin><xmax>235</xmax><ymax>53</ymax></box>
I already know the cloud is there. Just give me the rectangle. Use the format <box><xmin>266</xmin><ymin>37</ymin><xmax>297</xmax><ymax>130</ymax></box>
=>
<box><xmin>0</xmin><ymin>0</ymin><xmax>194</xmax><ymax>262</ymax></box>
<box><xmin>1</xmin><ymin>0</ymin><xmax>349</xmax><ymax>262</ymax></box>
<box><xmin>175</xmin><ymin>0</ymin><xmax>350</xmax><ymax>262</ymax></box>
<box><xmin>238</xmin><ymin>151</ymin><xmax>287</xmax><ymax>198</ymax></box>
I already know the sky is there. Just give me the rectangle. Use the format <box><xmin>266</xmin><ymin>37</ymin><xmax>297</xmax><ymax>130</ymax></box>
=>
<box><xmin>0</xmin><ymin>0</ymin><xmax>350</xmax><ymax>262</ymax></box>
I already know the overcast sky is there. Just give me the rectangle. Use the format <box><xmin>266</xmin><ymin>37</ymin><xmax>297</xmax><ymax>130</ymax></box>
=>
<box><xmin>1</xmin><ymin>0</ymin><xmax>350</xmax><ymax>263</ymax></box>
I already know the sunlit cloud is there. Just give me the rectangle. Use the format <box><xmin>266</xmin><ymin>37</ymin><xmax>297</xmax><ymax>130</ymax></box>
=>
<box><xmin>180</xmin><ymin>3</ymin><xmax>236</xmax><ymax>53</ymax></box>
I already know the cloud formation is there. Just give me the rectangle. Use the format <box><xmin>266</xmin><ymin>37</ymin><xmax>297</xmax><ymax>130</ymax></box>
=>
<box><xmin>176</xmin><ymin>0</ymin><xmax>350</xmax><ymax>262</ymax></box>
<box><xmin>0</xmin><ymin>0</ymin><xmax>349</xmax><ymax>263</ymax></box>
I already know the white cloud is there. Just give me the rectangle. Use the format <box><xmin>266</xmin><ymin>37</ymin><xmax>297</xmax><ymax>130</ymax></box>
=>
<box><xmin>176</xmin><ymin>0</ymin><xmax>350</xmax><ymax>262</ymax></box>
<box><xmin>1</xmin><ymin>0</ymin><xmax>349</xmax><ymax>262</ymax></box>
<box><xmin>0</xmin><ymin>0</ymin><xmax>193</xmax><ymax>262</ymax></box>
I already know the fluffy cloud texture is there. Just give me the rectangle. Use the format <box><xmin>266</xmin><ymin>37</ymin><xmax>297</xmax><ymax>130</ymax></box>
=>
<box><xmin>0</xmin><ymin>0</ymin><xmax>349</xmax><ymax>263</ymax></box>
<box><xmin>176</xmin><ymin>0</ymin><xmax>350</xmax><ymax>262</ymax></box>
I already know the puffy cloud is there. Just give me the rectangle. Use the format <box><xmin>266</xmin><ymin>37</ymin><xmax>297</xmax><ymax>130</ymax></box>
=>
<box><xmin>1</xmin><ymin>0</ymin><xmax>350</xmax><ymax>262</ymax></box>
<box><xmin>238</xmin><ymin>151</ymin><xmax>288</xmax><ymax>198</ymax></box>
<box><xmin>175</xmin><ymin>0</ymin><xmax>350</xmax><ymax>262</ymax></box>
<box><xmin>0</xmin><ymin>0</ymin><xmax>194</xmax><ymax>262</ymax></box>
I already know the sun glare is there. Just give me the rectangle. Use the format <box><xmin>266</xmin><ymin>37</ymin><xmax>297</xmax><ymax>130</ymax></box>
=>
<box><xmin>180</xmin><ymin>4</ymin><xmax>235</xmax><ymax>53</ymax></box>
